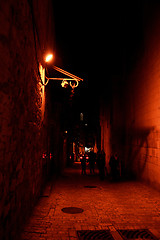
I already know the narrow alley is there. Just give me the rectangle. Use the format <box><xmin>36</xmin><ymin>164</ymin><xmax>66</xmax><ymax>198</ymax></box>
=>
<box><xmin>2</xmin><ymin>1</ymin><xmax>160</xmax><ymax>239</ymax></box>
<box><xmin>21</xmin><ymin>163</ymin><xmax>160</xmax><ymax>240</ymax></box>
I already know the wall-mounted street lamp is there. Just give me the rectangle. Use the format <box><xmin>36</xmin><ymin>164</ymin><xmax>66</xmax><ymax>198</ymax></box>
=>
<box><xmin>45</xmin><ymin>54</ymin><xmax>54</xmax><ymax>63</ymax></box>
<box><xmin>39</xmin><ymin>53</ymin><xmax>83</xmax><ymax>119</ymax></box>
<box><xmin>41</xmin><ymin>54</ymin><xmax>83</xmax><ymax>94</ymax></box>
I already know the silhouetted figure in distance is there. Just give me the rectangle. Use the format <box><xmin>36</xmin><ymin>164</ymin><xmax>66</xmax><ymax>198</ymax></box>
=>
<box><xmin>109</xmin><ymin>152</ymin><xmax>119</xmax><ymax>181</ymax></box>
<box><xmin>81</xmin><ymin>154</ymin><xmax>86</xmax><ymax>175</ymax></box>
<box><xmin>88</xmin><ymin>149</ymin><xmax>96</xmax><ymax>174</ymax></box>
<box><xmin>97</xmin><ymin>149</ymin><xmax>106</xmax><ymax>180</ymax></box>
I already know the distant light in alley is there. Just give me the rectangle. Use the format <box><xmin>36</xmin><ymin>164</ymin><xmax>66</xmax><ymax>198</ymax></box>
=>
<box><xmin>45</xmin><ymin>54</ymin><xmax>53</xmax><ymax>63</ymax></box>
<box><xmin>80</xmin><ymin>113</ymin><xmax>83</xmax><ymax>121</ymax></box>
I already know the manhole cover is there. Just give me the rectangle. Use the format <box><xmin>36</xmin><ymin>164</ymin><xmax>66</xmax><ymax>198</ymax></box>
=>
<box><xmin>84</xmin><ymin>185</ymin><xmax>97</xmax><ymax>188</ymax></box>
<box><xmin>61</xmin><ymin>207</ymin><xmax>84</xmax><ymax>214</ymax></box>
<box><xmin>118</xmin><ymin>229</ymin><xmax>159</xmax><ymax>240</ymax></box>
<box><xmin>77</xmin><ymin>230</ymin><xmax>114</xmax><ymax>240</ymax></box>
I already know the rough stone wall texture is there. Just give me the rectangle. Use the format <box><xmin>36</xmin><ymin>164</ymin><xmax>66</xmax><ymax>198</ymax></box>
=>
<box><xmin>124</xmin><ymin>6</ymin><xmax>160</xmax><ymax>187</ymax></box>
<box><xmin>100</xmin><ymin>2</ymin><xmax>160</xmax><ymax>188</ymax></box>
<box><xmin>0</xmin><ymin>0</ymin><xmax>54</xmax><ymax>239</ymax></box>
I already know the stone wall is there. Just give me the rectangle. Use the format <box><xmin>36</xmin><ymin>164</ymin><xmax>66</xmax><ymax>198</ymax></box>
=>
<box><xmin>100</xmin><ymin>2</ymin><xmax>160</xmax><ymax>188</ymax></box>
<box><xmin>123</xmin><ymin>5</ymin><xmax>160</xmax><ymax>186</ymax></box>
<box><xmin>0</xmin><ymin>0</ymin><xmax>54</xmax><ymax>239</ymax></box>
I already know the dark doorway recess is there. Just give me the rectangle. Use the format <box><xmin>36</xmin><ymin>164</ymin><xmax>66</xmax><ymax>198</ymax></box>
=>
<box><xmin>84</xmin><ymin>185</ymin><xmax>97</xmax><ymax>188</ymax></box>
<box><xmin>77</xmin><ymin>230</ymin><xmax>114</xmax><ymax>240</ymax></box>
<box><xmin>61</xmin><ymin>207</ymin><xmax>84</xmax><ymax>214</ymax></box>
<box><xmin>117</xmin><ymin>229</ymin><xmax>159</xmax><ymax>240</ymax></box>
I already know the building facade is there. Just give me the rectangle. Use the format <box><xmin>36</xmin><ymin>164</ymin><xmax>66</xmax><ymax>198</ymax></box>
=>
<box><xmin>100</xmin><ymin>1</ymin><xmax>160</xmax><ymax>188</ymax></box>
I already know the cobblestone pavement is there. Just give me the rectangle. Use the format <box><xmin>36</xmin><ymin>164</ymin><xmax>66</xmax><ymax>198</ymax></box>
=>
<box><xmin>21</xmin><ymin>163</ymin><xmax>160</xmax><ymax>239</ymax></box>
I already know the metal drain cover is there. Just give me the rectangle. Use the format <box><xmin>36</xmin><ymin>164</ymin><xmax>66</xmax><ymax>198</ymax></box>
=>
<box><xmin>118</xmin><ymin>229</ymin><xmax>159</xmax><ymax>240</ymax></box>
<box><xmin>77</xmin><ymin>230</ymin><xmax>114</xmax><ymax>240</ymax></box>
<box><xmin>61</xmin><ymin>207</ymin><xmax>84</xmax><ymax>214</ymax></box>
<box><xmin>84</xmin><ymin>185</ymin><xmax>97</xmax><ymax>188</ymax></box>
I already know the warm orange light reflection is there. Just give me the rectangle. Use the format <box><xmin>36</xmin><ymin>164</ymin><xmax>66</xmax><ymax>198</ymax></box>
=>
<box><xmin>45</xmin><ymin>54</ymin><xmax>53</xmax><ymax>63</ymax></box>
<box><xmin>39</xmin><ymin>64</ymin><xmax>45</xmax><ymax>120</ymax></box>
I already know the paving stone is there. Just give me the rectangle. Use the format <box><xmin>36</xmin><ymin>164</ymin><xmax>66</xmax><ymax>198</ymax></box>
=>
<box><xmin>21</xmin><ymin>164</ymin><xmax>160</xmax><ymax>239</ymax></box>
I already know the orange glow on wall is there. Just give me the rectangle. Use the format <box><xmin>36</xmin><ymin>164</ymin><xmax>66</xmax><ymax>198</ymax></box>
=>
<box><xmin>39</xmin><ymin>64</ymin><xmax>45</xmax><ymax>120</ymax></box>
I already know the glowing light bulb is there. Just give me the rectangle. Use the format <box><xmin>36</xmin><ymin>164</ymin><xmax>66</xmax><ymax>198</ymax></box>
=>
<box><xmin>45</xmin><ymin>54</ymin><xmax>53</xmax><ymax>63</ymax></box>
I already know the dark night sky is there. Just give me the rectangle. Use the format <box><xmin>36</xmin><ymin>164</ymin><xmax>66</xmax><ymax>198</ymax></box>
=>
<box><xmin>50</xmin><ymin>1</ymin><xmax>145</xmax><ymax>125</ymax></box>
<box><xmin>52</xmin><ymin>1</ymin><xmax>145</xmax><ymax>79</ymax></box>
